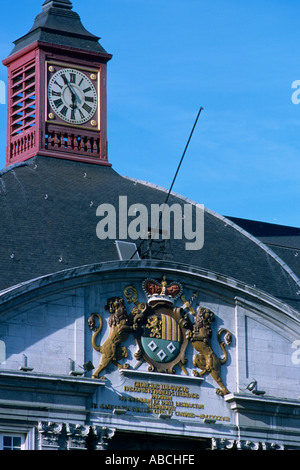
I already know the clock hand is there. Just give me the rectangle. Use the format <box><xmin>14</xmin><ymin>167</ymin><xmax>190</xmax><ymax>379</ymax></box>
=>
<box><xmin>68</xmin><ymin>84</ymin><xmax>81</xmax><ymax>109</ymax></box>
<box><xmin>66</xmin><ymin>83</ymin><xmax>76</xmax><ymax>106</ymax></box>
<box><xmin>62</xmin><ymin>76</ymin><xmax>77</xmax><ymax>107</ymax></box>
<box><xmin>70</xmin><ymin>89</ymin><xmax>77</xmax><ymax>109</ymax></box>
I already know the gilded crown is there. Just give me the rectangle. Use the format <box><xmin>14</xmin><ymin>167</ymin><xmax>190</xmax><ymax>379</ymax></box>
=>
<box><xmin>142</xmin><ymin>275</ymin><xmax>183</xmax><ymax>306</ymax></box>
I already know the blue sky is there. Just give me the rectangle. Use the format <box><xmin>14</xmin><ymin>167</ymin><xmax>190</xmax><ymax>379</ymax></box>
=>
<box><xmin>1</xmin><ymin>0</ymin><xmax>300</xmax><ymax>227</ymax></box>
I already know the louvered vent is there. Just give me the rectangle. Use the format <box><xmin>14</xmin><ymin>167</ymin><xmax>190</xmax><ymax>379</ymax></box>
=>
<box><xmin>9</xmin><ymin>60</ymin><xmax>36</xmax><ymax>160</ymax></box>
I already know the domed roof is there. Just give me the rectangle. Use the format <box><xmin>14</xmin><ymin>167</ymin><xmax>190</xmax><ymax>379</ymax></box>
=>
<box><xmin>0</xmin><ymin>155</ymin><xmax>299</xmax><ymax>311</ymax></box>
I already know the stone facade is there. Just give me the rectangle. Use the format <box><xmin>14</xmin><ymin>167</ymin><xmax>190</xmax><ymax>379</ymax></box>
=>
<box><xmin>0</xmin><ymin>261</ymin><xmax>299</xmax><ymax>450</ymax></box>
<box><xmin>1</xmin><ymin>0</ymin><xmax>300</xmax><ymax>453</ymax></box>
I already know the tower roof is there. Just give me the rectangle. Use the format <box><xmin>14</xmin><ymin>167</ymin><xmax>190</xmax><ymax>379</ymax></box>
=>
<box><xmin>9</xmin><ymin>0</ymin><xmax>110</xmax><ymax>56</ymax></box>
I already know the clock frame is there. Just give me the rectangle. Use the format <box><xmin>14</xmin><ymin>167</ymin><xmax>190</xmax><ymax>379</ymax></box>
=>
<box><xmin>46</xmin><ymin>62</ymin><xmax>100</xmax><ymax>130</ymax></box>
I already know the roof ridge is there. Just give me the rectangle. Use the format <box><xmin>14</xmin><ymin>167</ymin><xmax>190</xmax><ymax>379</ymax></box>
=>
<box><xmin>0</xmin><ymin>161</ymin><xmax>29</xmax><ymax>178</ymax></box>
<box><xmin>122</xmin><ymin>175</ymin><xmax>300</xmax><ymax>290</ymax></box>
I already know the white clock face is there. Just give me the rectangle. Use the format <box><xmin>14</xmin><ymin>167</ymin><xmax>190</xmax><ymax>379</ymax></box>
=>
<box><xmin>48</xmin><ymin>68</ymin><xmax>98</xmax><ymax>125</ymax></box>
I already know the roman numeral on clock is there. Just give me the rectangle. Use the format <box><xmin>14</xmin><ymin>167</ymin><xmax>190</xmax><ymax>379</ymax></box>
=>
<box><xmin>54</xmin><ymin>98</ymin><xmax>63</xmax><ymax>108</ymax></box>
<box><xmin>82</xmin><ymin>102</ymin><xmax>92</xmax><ymax>114</ymax></box>
<box><xmin>60</xmin><ymin>106</ymin><xmax>68</xmax><ymax>117</ymax></box>
<box><xmin>70</xmin><ymin>73</ymin><xmax>76</xmax><ymax>84</ymax></box>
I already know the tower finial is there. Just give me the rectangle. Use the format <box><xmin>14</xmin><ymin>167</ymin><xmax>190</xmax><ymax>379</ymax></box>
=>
<box><xmin>42</xmin><ymin>0</ymin><xmax>73</xmax><ymax>10</ymax></box>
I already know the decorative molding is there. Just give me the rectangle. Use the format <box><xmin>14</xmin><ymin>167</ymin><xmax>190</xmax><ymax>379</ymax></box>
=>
<box><xmin>119</xmin><ymin>368</ymin><xmax>203</xmax><ymax>384</ymax></box>
<box><xmin>38</xmin><ymin>422</ymin><xmax>116</xmax><ymax>450</ymax></box>
<box><xmin>1</xmin><ymin>260</ymin><xmax>298</xmax><ymax>333</ymax></box>
<box><xmin>211</xmin><ymin>437</ymin><xmax>284</xmax><ymax>450</ymax></box>
<box><xmin>38</xmin><ymin>421</ymin><xmax>64</xmax><ymax>450</ymax></box>
<box><xmin>66</xmin><ymin>424</ymin><xmax>90</xmax><ymax>450</ymax></box>
<box><xmin>225</xmin><ymin>392</ymin><xmax>300</xmax><ymax>410</ymax></box>
<box><xmin>0</xmin><ymin>370</ymin><xmax>104</xmax><ymax>395</ymax></box>
<box><xmin>94</xmin><ymin>427</ymin><xmax>116</xmax><ymax>451</ymax></box>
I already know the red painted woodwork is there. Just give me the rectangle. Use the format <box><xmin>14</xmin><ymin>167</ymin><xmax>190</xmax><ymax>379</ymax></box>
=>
<box><xmin>3</xmin><ymin>41</ymin><xmax>112</xmax><ymax>167</ymax></box>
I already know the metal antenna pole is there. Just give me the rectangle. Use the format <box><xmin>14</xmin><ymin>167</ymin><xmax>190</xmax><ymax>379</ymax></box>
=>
<box><xmin>131</xmin><ymin>106</ymin><xmax>204</xmax><ymax>259</ymax></box>
<box><xmin>162</xmin><ymin>106</ymin><xmax>204</xmax><ymax>209</ymax></box>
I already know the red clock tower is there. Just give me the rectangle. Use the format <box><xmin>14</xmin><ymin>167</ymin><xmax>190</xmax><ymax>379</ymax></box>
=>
<box><xmin>2</xmin><ymin>0</ymin><xmax>112</xmax><ymax>167</ymax></box>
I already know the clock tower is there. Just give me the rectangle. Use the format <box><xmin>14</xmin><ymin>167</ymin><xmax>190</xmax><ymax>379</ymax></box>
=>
<box><xmin>2</xmin><ymin>0</ymin><xmax>112</xmax><ymax>167</ymax></box>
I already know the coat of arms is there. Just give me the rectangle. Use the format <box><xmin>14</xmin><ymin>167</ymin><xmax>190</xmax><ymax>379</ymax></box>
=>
<box><xmin>88</xmin><ymin>275</ymin><xmax>232</xmax><ymax>396</ymax></box>
<box><xmin>128</xmin><ymin>276</ymin><xmax>191</xmax><ymax>374</ymax></box>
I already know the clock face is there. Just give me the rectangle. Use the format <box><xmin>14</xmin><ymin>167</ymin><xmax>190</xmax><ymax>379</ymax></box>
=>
<box><xmin>48</xmin><ymin>68</ymin><xmax>98</xmax><ymax>125</ymax></box>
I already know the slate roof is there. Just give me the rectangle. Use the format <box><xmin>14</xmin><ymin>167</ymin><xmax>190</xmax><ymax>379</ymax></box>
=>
<box><xmin>10</xmin><ymin>0</ymin><xmax>110</xmax><ymax>56</ymax></box>
<box><xmin>228</xmin><ymin>216</ymin><xmax>300</xmax><ymax>283</ymax></box>
<box><xmin>0</xmin><ymin>155</ymin><xmax>300</xmax><ymax>311</ymax></box>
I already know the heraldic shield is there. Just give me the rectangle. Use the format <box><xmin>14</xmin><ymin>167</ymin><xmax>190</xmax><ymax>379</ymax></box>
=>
<box><xmin>142</xmin><ymin>309</ymin><xmax>182</xmax><ymax>363</ymax></box>
<box><xmin>129</xmin><ymin>277</ymin><xmax>191</xmax><ymax>374</ymax></box>
<box><xmin>137</xmin><ymin>305</ymin><xmax>190</xmax><ymax>373</ymax></box>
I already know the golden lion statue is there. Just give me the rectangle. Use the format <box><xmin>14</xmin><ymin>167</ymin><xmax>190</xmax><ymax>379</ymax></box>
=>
<box><xmin>88</xmin><ymin>298</ymin><xmax>133</xmax><ymax>379</ymax></box>
<box><xmin>187</xmin><ymin>307</ymin><xmax>232</xmax><ymax>396</ymax></box>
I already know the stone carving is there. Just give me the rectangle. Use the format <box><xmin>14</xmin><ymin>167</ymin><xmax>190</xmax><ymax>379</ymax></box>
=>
<box><xmin>187</xmin><ymin>307</ymin><xmax>232</xmax><ymax>396</ymax></box>
<box><xmin>124</xmin><ymin>277</ymin><xmax>192</xmax><ymax>374</ymax></box>
<box><xmin>142</xmin><ymin>275</ymin><xmax>183</xmax><ymax>305</ymax></box>
<box><xmin>211</xmin><ymin>438</ymin><xmax>284</xmax><ymax>450</ymax></box>
<box><xmin>146</xmin><ymin>315</ymin><xmax>163</xmax><ymax>338</ymax></box>
<box><xmin>38</xmin><ymin>422</ymin><xmax>64</xmax><ymax>450</ymax></box>
<box><xmin>38</xmin><ymin>423</ymin><xmax>115</xmax><ymax>451</ymax></box>
<box><xmin>211</xmin><ymin>437</ymin><xmax>236</xmax><ymax>450</ymax></box>
<box><xmin>88</xmin><ymin>276</ymin><xmax>232</xmax><ymax>397</ymax></box>
<box><xmin>88</xmin><ymin>297</ymin><xmax>136</xmax><ymax>378</ymax></box>
<box><xmin>66</xmin><ymin>424</ymin><xmax>90</xmax><ymax>450</ymax></box>
<box><xmin>94</xmin><ymin>427</ymin><xmax>116</xmax><ymax>450</ymax></box>
<box><xmin>132</xmin><ymin>302</ymin><xmax>191</xmax><ymax>374</ymax></box>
